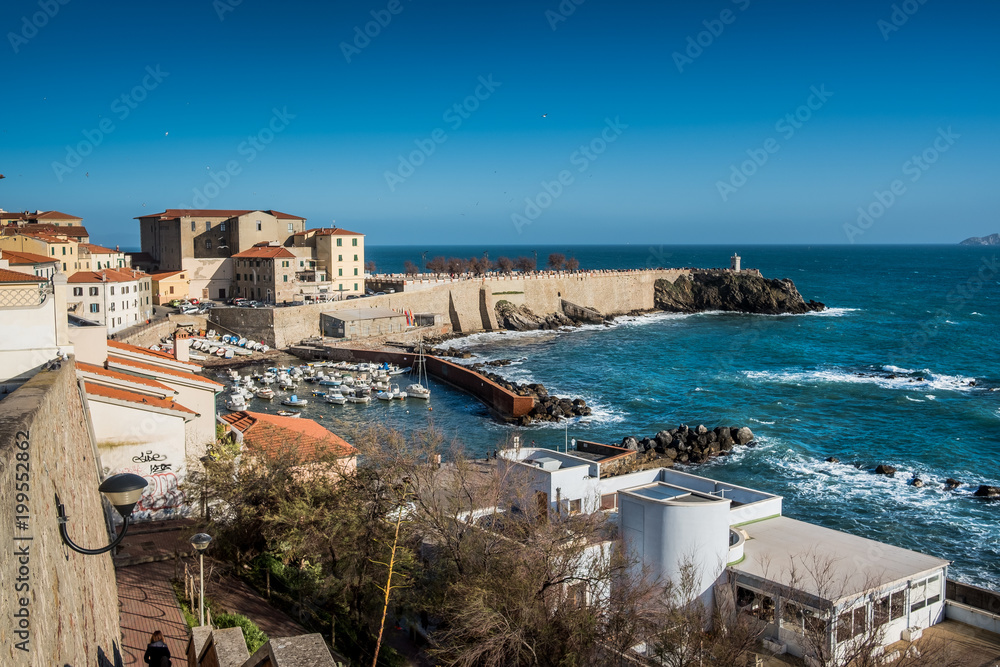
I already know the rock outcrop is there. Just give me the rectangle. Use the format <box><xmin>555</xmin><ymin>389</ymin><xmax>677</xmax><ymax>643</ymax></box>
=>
<box><xmin>494</xmin><ymin>300</ymin><xmax>583</xmax><ymax>331</ymax></box>
<box><xmin>654</xmin><ymin>272</ymin><xmax>824</xmax><ymax>315</ymax></box>
<box><xmin>599</xmin><ymin>424</ymin><xmax>756</xmax><ymax>470</ymax></box>
<box><xmin>467</xmin><ymin>364</ymin><xmax>592</xmax><ymax>424</ymax></box>
<box><xmin>959</xmin><ymin>233</ymin><xmax>1000</xmax><ymax>246</ymax></box>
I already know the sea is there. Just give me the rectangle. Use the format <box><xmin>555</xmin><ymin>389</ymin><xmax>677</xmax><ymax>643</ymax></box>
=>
<box><xmin>217</xmin><ymin>245</ymin><xmax>1000</xmax><ymax>589</ymax></box>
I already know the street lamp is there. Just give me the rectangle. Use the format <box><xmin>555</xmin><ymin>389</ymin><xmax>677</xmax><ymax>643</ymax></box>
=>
<box><xmin>190</xmin><ymin>533</ymin><xmax>213</xmax><ymax>626</ymax></box>
<box><xmin>56</xmin><ymin>473</ymin><xmax>147</xmax><ymax>555</ymax></box>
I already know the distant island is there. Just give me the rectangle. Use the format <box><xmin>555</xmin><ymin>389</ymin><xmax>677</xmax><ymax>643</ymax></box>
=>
<box><xmin>960</xmin><ymin>233</ymin><xmax>1000</xmax><ymax>246</ymax></box>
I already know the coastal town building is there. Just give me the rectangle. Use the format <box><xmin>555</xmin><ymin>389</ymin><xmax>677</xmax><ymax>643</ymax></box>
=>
<box><xmin>288</xmin><ymin>227</ymin><xmax>366</xmax><ymax>299</ymax></box>
<box><xmin>321</xmin><ymin>307</ymin><xmax>407</xmax><ymax>339</ymax></box>
<box><xmin>0</xmin><ymin>208</ymin><xmax>84</xmax><ymax>228</ymax></box>
<box><xmin>150</xmin><ymin>269</ymin><xmax>192</xmax><ymax>304</ymax></box>
<box><xmin>0</xmin><ymin>248</ymin><xmax>60</xmax><ymax>279</ymax></box>
<box><xmin>67</xmin><ymin>268</ymin><xmax>153</xmax><ymax>334</ymax></box>
<box><xmin>219</xmin><ymin>410</ymin><xmax>358</xmax><ymax>476</ymax></box>
<box><xmin>0</xmin><ymin>231</ymin><xmax>80</xmax><ymax>272</ymax></box>
<box><xmin>231</xmin><ymin>243</ymin><xmax>299</xmax><ymax>303</ymax></box>
<box><xmin>78</xmin><ymin>242</ymin><xmax>129</xmax><ymax>271</ymax></box>
<box><xmin>498</xmin><ymin>447</ymin><xmax>951</xmax><ymax>664</ymax></box>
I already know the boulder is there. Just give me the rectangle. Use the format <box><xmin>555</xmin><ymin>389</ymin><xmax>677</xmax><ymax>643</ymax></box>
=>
<box><xmin>973</xmin><ymin>485</ymin><xmax>1000</xmax><ymax>498</ymax></box>
<box><xmin>943</xmin><ymin>478</ymin><xmax>962</xmax><ymax>490</ymax></box>
<box><xmin>622</xmin><ymin>436</ymin><xmax>639</xmax><ymax>451</ymax></box>
<box><xmin>911</xmin><ymin>478</ymin><xmax>924</xmax><ymax>488</ymax></box>
<box><xmin>826</xmin><ymin>456</ymin><xmax>840</xmax><ymax>464</ymax></box>
<box><xmin>696</xmin><ymin>424</ymin><xmax>708</xmax><ymax>435</ymax></box>
<box><xmin>875</xmin><ymin>464</ymin><xmax>896</xmax><ymax>477</ymax></box>
<box><xmin>735</xmin><ymin>427</ymin><xmax>755</xmax><ymax>445</ymax></box>
<box><xmin>655</xmin><ymin>430</ymin><xmax>672</xmax><ymax>447</ymax></box>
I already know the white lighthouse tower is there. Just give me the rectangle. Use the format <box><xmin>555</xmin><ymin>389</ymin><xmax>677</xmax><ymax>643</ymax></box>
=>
<box><xmin>730</xmin><ymin>253</ymin><xmax>741</xmax><ymax>272</ymax></box>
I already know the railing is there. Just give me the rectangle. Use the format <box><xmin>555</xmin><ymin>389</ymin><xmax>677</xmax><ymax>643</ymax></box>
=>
<box><xmin>0</xmin><ymin>283</ymin><xmax>51</xmax><ymax>308</ymax></box>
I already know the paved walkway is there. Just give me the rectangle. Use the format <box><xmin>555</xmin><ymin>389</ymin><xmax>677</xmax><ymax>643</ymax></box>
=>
<box><xmin>117</xmin><ymin>561</ymin><xmax>190</xmax><ymax>665</ymax></box>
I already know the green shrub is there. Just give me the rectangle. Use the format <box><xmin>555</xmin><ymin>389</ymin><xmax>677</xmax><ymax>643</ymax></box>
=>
<box><xmin>214</xmin><ymin>612</ymin><xmax>269</xmax><ymax>654</ymax></box>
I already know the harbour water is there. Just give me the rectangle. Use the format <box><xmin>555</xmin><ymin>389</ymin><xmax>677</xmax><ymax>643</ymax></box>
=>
<box><xmin>218</xmin><ymin>245</ymin><xmax>1000</xmax><ymax>589</ymax></box>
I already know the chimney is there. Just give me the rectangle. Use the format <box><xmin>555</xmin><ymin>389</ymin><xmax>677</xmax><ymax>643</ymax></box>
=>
<box><xmin>174</xmin><ymin>329</ymin><xmax>191</xmax><ymax>362</ymax></box>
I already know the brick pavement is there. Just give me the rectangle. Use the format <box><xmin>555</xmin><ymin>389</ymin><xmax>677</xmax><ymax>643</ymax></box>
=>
<box><xmin>117</xmin><ymin>561</ymin><xmax>190</xmax><ymax>665</ymax></box>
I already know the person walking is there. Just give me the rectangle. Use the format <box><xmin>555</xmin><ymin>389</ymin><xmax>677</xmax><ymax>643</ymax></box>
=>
<box><xmin>143</xmin><ymin>630</ymin><xmax>171</xmax><ymax>667</ymax></box>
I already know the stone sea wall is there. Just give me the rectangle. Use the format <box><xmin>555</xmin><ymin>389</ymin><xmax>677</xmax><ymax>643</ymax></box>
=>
<box><xmin>0</xmin><ymin>361</ymin><xmax>122</xmax><ymax>666</ymax></box>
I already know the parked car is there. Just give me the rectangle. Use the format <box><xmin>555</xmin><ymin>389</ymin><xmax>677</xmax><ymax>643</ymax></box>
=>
<box><xmin>166</xmin><ymin>299</ymin><xmax>184</xmax><ymax>307</ymax></box>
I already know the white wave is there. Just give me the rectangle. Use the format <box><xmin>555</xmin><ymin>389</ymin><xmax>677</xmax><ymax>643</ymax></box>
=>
<box><xmin>744</xmin><ymin>367</ymin><xmax>978</xmax><ymax>393</ymax></box>
<box><xmin>801</xmin><ymin>307</ymin><xmax>861</xmax><ymax>317</ymax></box>
<box><xmin>971</xmin><ymin>312</ymin><xmax>984</xmax><ymax>316</ymax></box>
<box><xmin>749</xmin><ymin>418</ymin><xmax>776</xmax><ymax>424</ymax></box>
<box><xmin>882</xmin><ymin>364</ymin><xmax>915</xmax><ymax>374</ymax></box>
<box><xmin>905</xmin><ymin>396</ymin><xmax>925</xmax><ymax>402</ymax></box>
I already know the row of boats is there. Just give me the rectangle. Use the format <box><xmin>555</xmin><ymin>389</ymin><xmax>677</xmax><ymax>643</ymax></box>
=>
<box><xmin>221</xmin><ymin>358</ymin><xmax>431</xmax><ymax>412</ymax></box>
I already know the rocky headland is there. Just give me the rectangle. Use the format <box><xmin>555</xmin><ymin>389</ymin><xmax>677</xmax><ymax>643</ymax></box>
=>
<box><xmin>494</xmin><ymin>300</ymin><xmax>595</xmax><ymax>331</ymax></box>
<box><xmin>654</xmin><ymin>271</ymin><xmax>824</xmax><ymax>315</ymax></box>
<box><xmin>613</xmin><ymin>424</ymin><xmax>756</xmax><ymax>467</ymax></box>
<box><xmin>959</xmin><ymin>233</ymin><xmax>1000</xmax><ymax>246</ymax></box>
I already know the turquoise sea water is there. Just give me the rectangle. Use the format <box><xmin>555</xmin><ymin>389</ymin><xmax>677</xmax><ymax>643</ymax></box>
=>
<box><xmin>219</xmin><ymin>245</ymin><xmax>1000</xmax><ymax>589</ymax></box>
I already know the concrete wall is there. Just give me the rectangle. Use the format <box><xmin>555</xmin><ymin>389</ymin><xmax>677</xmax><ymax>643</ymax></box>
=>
<box><xmin>0</xmin><ymin>284</ymin><xmax>70</xmax><ymax>388</ymax></box>
<box><xmin>945</xmin><ymin>601</ymin><xmax>1000</xmax><ymax>635</ymax></box>
<box><xmin>0</xmin><ymin>363</ymin><xmax>122</xmax><ymax>666</ymax></box>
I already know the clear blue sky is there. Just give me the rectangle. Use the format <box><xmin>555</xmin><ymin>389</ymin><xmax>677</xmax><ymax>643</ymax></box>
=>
<box><xmin>1</xmin><ymin>0</ymin><xmax>997</xmax><ymax>247</ymax></box>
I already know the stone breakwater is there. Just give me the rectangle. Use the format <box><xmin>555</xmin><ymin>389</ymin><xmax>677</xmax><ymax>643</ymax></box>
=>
<box><xmin>466</xmin><ymin>362</ymin><xmax>592</xmax><ymax>425</ymax></box>
<box><xmin>616</xmin><ymin>424</ymin><xmax>757</xmax><ymax>467</ymax></box>
<box><xmin>654</xmin><ymin>271</ymin><xmax>824</xmax><ymax>315</ymax></box>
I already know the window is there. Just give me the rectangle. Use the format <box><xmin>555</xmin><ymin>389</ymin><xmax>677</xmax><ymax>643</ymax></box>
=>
<box><xmin>206</xmin><ymin>239</ymin><xmax>212</xmax><ymax>249</ymax></box>
<box><xmin>123</xmin><ymin>286</ymin><xmax>129</xmax><ymax>294</ymax></box>
<box><xmin>205</xmin><ymin>221</ymin><xmax>211</xmax><ymax>232</ymax></box>
<box><xmin>220</xmin><ymin>222</ymin><xmax>226</xmax><ymax>231</ymax></box>
<box><xmin>191</xmin><ymin>220</ymin><xmax>196</xmax><ymax>231</ymax></box>
<box><xmin>338</xmin><ymin>268</ymin><xmax>343</xmax><ymax>277</ymax></box>
<box><xmin>736</xmin><ymin>586</ymin><xmax>774</xmax><ymax>622</ymax></box>
<box><xmin>256</xmin><ymin>220</ymin><xmax>262</xmax><ymax>231</ymax></box>
<box><xmin>352</xmin><ymin>238</ymin><xmax>358</xmax><ymax>246</ymax></box>
<box><xmin>255</xmin><ymin>260</ymin><xmax>260</xmax><ymax>268</ymax></box>
<box><xmin>109</xmin><ymin>302</ymin><xmax>115</xmax><ymax>312</ymax></box>
<box><xmin>90</xmin><ymin>303</ymin><xmax>99</xmax><ymax>313</ymax></box>
<box><xmin>354</xmin><ymin>254</ymin><xmax>358</xmax><ymax>261</ymax></box>
<box><xmin>62</xmin><ymin>262</ymin><xmax>67</xmax><ymax>271</ymax></box>
<box><xmin>338</xmin><ymin>254</ymin><xmax>342</xmax><ymax>262</ymax></box>
<box><xmin>51</xmin><ymin>248</ymin><xmax>55</xmax><ymax>255</ymax></box>
<box><xmin>911</xmin><ymin>575</ymin><xmax>941</xmax><ymax>613</ymax></box>
<box><xmin>110</xmin><ymin>286</ymin><xmax>115</xmax><ymax>295</ymax></box>
<box><xmin>287</xmin><ymin>223</ymin><xmax>294</xmax><ymax>233</ymax></box>
<box><xmin>283</xmin><ymin>275</ymin><xmax>288</xmax><ymax>282</ymax></box>
<box><xmin>336</xmin><ymin>238</ymin><xmax>342</xmax><ymax>247</ymax></box>
<box><xmin>72</xmin><ymin>287</ymin><xmax>83</xmax><ymax>296</ymax></box>
<box><xmin>282</xmin><ymin>261</ymin><xmax>289</xmax><ymax>268</ymax></box>
<box><xmin>568</xmin><ymin>499</ymin><xmax>582</xmax><ymax>514</ymax></box>
<box><xmin>354</xmin><ymin>282</ymin><xmax>358</xmax><ymax>290</ymax></box>
<box><xmin>169</xmin><ymin>285</ymin><xmax>174</xmax><ymax>294</ymax></box>
<box><xmin>89</xmin><ymin>286</ymin><xmax>98</xmax><ymax>296</ymax></box>
<box><xmin>354</xmin><ymin>268</ymin><xmax>358</xmax><ymax>276</ymax></box>
<box><xmin>62</xmin><ymin>247</ymin><xmax>66</xmax><ymax>255</ymax></box>
<box><xmin>836</xmin><ymin>607</ymin><xmax>867</xmax><ymax>643</ymax></box>
<box><xmin>875</xmin><ymin>590</ymin><xmax>906</xmax><ymax>626</ymax></box>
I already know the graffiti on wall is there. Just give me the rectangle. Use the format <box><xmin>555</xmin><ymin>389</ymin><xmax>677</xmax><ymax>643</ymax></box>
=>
<box><xmin>105</xmin><ymin>451</ymin><xmax>185</xmax><ymax>520</ymax></box>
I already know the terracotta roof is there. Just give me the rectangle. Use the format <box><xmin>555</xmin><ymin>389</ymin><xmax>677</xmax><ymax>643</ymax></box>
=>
<box><xmin>18</xmin><ymin>224</ymin><xmax>89</xmax><ymax>238</ymax></box>
<box><xmin>221</xmin><ymin>411</ymin><xmax>356</xmax><ymax>459</ymax></box>
<box><xmin>78</xmin><ymin>243</ymin><xmax>118</xmax><ymax>254</ymax></box>
<box><xmin>0</xmin><ymin>267</ymin><xmax>46</xmax><ymax>283</ymax></box>
<box><xmin>76</xmin><ymin>361</ymin><xmax>175</xmax><ymax>393</ymax></box>
<box><xmin>106</xmin><ymin>339</ymin><xmax>206</xmax><ymax>371</ymax></box>
<box><xmin>83</xmin><ymin>382</ymin><xmax>198</xmax><ymax>416</ymax></box>
<box><xmin>231</xmin><ymin>246</ymin><xmax>295</xmax><ymax>259</ymax></box>
<box><xmin>293</xmin><ymin>227</ymin><xmax>364</xmax><ymax>237</ymax></box>
<box><xmin>0</xmin><ymin>249</ymin><xmax>57</xmax><ymax>265</ymax></box>
<box><xmin>150</xmin><ymin>270</ymin><xmax>185</xmax><ymax>281</ymax></box>
<box><xmin>137</xmin><ymin>209</ymin><xmax>304</xmax><ymax>221</ymax></box>
<box><xmin>35</xmin><ymin>211</ymin><xmax>82</xmax><ymax>221</ymax></box>
<box><xmin>68</xmin><ymin>268</ymin><xmax>149</xmax><ymax>283</ymax></box>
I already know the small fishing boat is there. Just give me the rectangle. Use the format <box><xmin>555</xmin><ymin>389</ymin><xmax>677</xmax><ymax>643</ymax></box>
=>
<box><xmin>276</xmin><ymin>410</ymin><xmax>300</xmax><ymax>417</ymax></box>
<box><xmin>347</xmin><ymin>393</ymin><xmax>371</xmax><ymax>404</ymax></box>
<box><xmin>406</xmin><ymin>341</ymin><xmax>432</xmax><ymax>399</ymax></box>
<box><xmin>388</xmin><ymin>366</ymin><xmax>411</xmax><ymax>375</ymax></box>
<box><xmin>255</xmin><ymin>388</ymin><xmax>275</xmax><ymax>400</ymax></box>
<box><xmin>225</xmin><ymin>395</ymin><xmax>248</xmax><ymax>411</ymax></box>
<box><xmin>224</xmin><ymin>348</ymin><xmax>235</xmax><ymax>359</ymax></box>
<box><xmin>325</xmin><ymin>392</ymin><xmax>347</xmax><ymax>405</ymax></box>
<box><xmin>281</xmin><ymin>394</ymin><xmax>309</xmax><ymax>407</ymax></box>
<box><xmin>216</xmin><ymin>347</ymin><xmax>227</xmax><ymax>357</ymax></box>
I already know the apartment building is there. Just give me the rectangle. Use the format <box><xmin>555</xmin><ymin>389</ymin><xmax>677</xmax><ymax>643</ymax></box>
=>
<box><xmin>67</xmin><ymin>268</ymin><xmax>153</xmax><ymax>334</ymax></box>
<box><xmin>231</xmin><ymin>244</ymin><xmax>299</xmax><ymax>303</ymax></box>
<box><xmin>0</xmin><ymin>209</ymin><xmax>84</xmax><ymax>228</ymax></box>
<box><xmin>150</xmin><ymin>270</ymin><xmax>191</xmax><ymax>304</ymax></box>
<box><xmin>0</xmin><ymin>249</ymin><xmax>60</xmax><ymax>279</ymax></box>
<box><xmin>289</xmin><ymin>227</ymin><xmax>366</xmax><ymax>298</ymax></box>
<box><xmin>79</xmin><ymin>242</ymin><xmax>128</xmax><ymax>271</ymax></box>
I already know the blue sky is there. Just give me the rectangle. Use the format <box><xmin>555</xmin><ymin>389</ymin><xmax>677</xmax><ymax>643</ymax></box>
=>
<box><xmin>1</xmin><ymin>0</ymin><xmax>997</xmax><ymax>247</ymax></box>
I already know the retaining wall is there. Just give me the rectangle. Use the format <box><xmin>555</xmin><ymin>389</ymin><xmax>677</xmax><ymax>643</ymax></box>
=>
<box><xmin>0</xmin><ymin>362</ymin><xmax>122</xmax><ymax>666</ymax></box>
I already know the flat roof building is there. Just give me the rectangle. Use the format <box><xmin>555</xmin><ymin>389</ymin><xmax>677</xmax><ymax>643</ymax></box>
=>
<box><xmin>320</xmin><ymin>307</ymin><xmax>407</xmax><ymax>339</ymax></box>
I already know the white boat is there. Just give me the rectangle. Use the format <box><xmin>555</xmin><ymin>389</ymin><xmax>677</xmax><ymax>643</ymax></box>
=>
<box><xmin>347</xmin><ymin>393</ymin><xmax>371</xmax><ymax>404</ymax></box>
<box><xmin>376</xmin><ymin>390</ymin><xmax>393</xmax><ymax>401</ymax></box>
<box><xmin>224</xmin><ymin>348</ymin><xmax>235</xmax><ymax>359</ymax></box>
<box><xmin>255</xmin><ymin>388</ymin><xmax>275</xmax><ymax>400</ymax></box>
<box><xmin>276</xmin><ymin>410</ymin><xmax>300</xmax><ymax>417</ymax></box>
<box><xmin>281</xmin><ymin>395</ymin><xmax>309</xmax><ymax>407</ymax></box>
<box><xmin>388</xmin><ymin>366</ymin><xmax>411</xmax><ymax>375</ymax></box>
<box><xmin>325</xmin><ymin>393</ymin><xmax>347</xmax><ymax>405</ymax></box>
<box><xmin>262</xmin><ymin>345</ymin><xmax>270</xmax><ymax>353</ymax></box>
<box><xmin>406</xmin><ymin>341</ymin><xmax>432</xmax><ymax>399</ymax></box>
<box><xmin>216</xmin><ymin>347</ymin><xmax>227</xmax><ymax>357</ymax></box>
<box><xmin>225</xmin><ymin>396</ymin><xmax>248</xmax><ymax>411</ymax></box>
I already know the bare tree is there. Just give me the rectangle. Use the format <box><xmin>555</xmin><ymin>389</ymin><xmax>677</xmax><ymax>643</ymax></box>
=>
<box><xmin>565</xmin><ymin>257</ymin><xmax>579</xmax><ymax>272</ymax></box>
<box><xmin>364</xmin><ymin>260</ymin><xmax>376</xmax><ymax>273</ymax></box>
<box><xmin>547</xmin><ymin>253</ymin><xmax>566</xmax><ymax>271</ymax></box>
<box><xmin>426</xmin><ymin>256</ymin><xmax>447</xmax><ymax>273</ymax></box>
<box><xmin>514</xmin><ymin>256</ymin><xmax>536</xmax><ymax>273</ymax></box>
<box><xmin>403</xmin><ymin>260</ymin><xmax>419</xmax><ymax>275</ymax></box>
<box><xmin>496</xmin><ymin>256</ymin><xmax>514</xmax><ymax>274</ymax></box>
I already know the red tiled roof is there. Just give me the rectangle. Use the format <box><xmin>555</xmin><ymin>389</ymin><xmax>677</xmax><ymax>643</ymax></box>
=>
<box><xmin>0</xmin><ymin>249</ymin><xmax>57</xmax><ymax>265</ymax></box>
<box><xmin>150</xmin><ymin>270</ymin><xmax>185</xmax><ymax>281</ymax></box>
<box><xmin>35</xmin><ymin>211</ymin><xmax>82</xmax><ymax>221</ymax></box>
<box><xmin>231</xmin><ymin>246</ymin><xmax>295</xmax><ymax>259</ymax></box>
<box><xmin>106</xmin><ymin>340</ymin><xmax>207</xmax><ymax>371</ymax></box>
<box><xmin>78</xmin><ymin>242</ymin><xmax>118</xmax><ymax>254</ymax></box>
<box><xmin>83</xmin><ymin>382</ymin><xmax>198</xmax><ymax>416</ymax></box>
<box><xmin>18</xmin><ymin>224</ymin><xmax>89</xmax><ymax>238</ymax></box>
<box><xmin>76</xmin><ymin>361</ymin><xmax>175</xmax><ymax>393</ymax></box>
<box><xmin>137</xmin><ymin>209</ymin><xmax>304</xmax><ymax>221</ymax></box>
<box><xmin>0</xmin><ymin>267</ymin><xmax>46</xmax><ymax>283</ymax></box>
<box><xmin>293</xmin><ymin>227</ymin><xmax>364</xmax><ymax>237</ymax></box>
<box><xmin>221</xmin><ymin>411</ymin><xmax>356</xmax><ymax>459</ymax></box>
<box><xmin>68</xmin><ymin>268</ymin><xmax>149</xmax><ymax>283</ymax></box>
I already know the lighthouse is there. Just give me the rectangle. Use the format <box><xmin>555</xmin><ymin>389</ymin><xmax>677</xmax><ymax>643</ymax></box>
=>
<box><xmin>730</xmin><ymin>253</ymin><xmax>741</xmax><ymax>272</ymax></box>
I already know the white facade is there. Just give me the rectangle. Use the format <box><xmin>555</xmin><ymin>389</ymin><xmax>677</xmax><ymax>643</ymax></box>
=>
<box><xmin>0</xmin><ymin>271</ymin><xmax>73</xmax><ymax>392</ymax></box>
<box><xmin>68</xmin><ymin>271</ymin><xmax>153</xmax><ymax>334</ymax></box>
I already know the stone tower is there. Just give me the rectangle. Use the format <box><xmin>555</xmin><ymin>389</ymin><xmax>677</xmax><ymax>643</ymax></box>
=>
<box><xmin>730</xmin><ymin>253</ymin><xmax>741</xmax><ymax>272</ymax></box>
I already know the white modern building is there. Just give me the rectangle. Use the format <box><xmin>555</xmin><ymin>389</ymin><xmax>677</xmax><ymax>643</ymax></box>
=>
<box><xmin>67</xmin><ymin>268</ymin><xmax>153</xmax><ymax>334</ymax></box>
<box><xmin>499</xmin><ymin>445</ymin><xmax>950</xmax><ymax>664</ymax></box>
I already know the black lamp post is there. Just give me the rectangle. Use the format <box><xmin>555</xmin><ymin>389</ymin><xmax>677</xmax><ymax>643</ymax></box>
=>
<box><xmin>190</xmin><ymin>533</ymin><xmax>213</xmax><ymax>626</ymax></box>
<box><xmin>57</xmin><ymin>473</ymin><xmax>147</xmax><ymax>555</ymax></box>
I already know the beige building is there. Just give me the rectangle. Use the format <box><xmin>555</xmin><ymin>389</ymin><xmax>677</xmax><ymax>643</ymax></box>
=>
<box><xmin>231</xmin><ymin>244</ymin><xmax>299</xmax><ymax>303</ymax></box>
<box><xmin>68</xmin><ymin>268</ymin><xmax>153</xmax><ymax>334</ymax></box>
<box><xmin>150</xmin><ymin>270</ymin><xmax>191</xmax><ymax>304</ymax></box>
<box><xmin>0</xmin><ymin>249</ymin><xmax>60</xmax><ymax>279</ymax></box>
<box><xmin>289</xmin><ymin>227</ymin><xmax>366</xmax><ymax>298</ymax></box>
<box><xmin>79</xmin><ymin>243</ymin><xmax>128</xmax><ymax>271</ymax></box>
<box><xmin>0</xmin><ymin>209</ymin><xmax>84</xmax><ymax>228</ymax></box>
<box><xmin>0</xmin><ymin>232</ymin><xmax>81</xmax><ymax>273</ymax></box>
